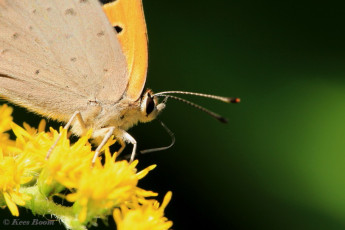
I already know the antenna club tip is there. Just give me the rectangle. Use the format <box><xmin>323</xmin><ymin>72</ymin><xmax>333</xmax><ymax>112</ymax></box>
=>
<box><xmin>227</xmin><ymin>97</ymin><xmax>240</xmax><ymax>103</ymax></box>
<box><xmin>218</xmin><ymin>117</ymin><xmax>228</xmax><ymax>124</ymax></box>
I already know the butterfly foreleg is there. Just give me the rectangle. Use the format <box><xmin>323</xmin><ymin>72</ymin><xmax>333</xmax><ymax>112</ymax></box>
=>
<box><xmin>92</xmin><ymin>129</ymin><xmax>137</xmax><ymax>164</ymax></box>
<box><xmin>119</xmin><ymin>130</ymin><xmax>137</xmax><ymax>163</ymax></box>
<box><xmin>46</xmin><ymin>111</ymin><xmax>86</xmax><ymax>159</ymax></box>
<box><xmin>92</xmin><ymin>126</ymin><xmax>115</xmax><ymax>165</ymax></box>
<box><xmin>117</xmin><ymin>138</ymin><xmax>126</xmax><ymax>157</ymax></box>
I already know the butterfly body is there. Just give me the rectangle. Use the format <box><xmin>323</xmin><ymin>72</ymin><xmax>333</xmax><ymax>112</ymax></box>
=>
<box><xmin>70</xmin><ymin>91</ymin><xmax>162</xmax><ymax>142</ymax></box>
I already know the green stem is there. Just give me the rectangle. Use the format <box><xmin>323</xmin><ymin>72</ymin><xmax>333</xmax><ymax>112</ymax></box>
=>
<box><xmin>20</xmin><ymin>186</ymin><xmax>86</xmax><ymax>230</ymax></box>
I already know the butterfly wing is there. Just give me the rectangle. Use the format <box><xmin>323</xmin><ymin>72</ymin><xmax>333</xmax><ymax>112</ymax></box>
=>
<box><xmin>0</xmin><ymin>0</ymin><xmax>128</xmax><ymax>121</ymax></box>
<box><xmin>103</xmin><ymin>0</ymin><xmax>148</xmax><ymax>101</ymax></box>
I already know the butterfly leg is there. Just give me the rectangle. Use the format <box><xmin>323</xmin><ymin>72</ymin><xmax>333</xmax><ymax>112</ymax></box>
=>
<box><xmin>91</xmin><ymin>129</ymin><xmax>137</xmax><ymax>165</ymax></box>
<box><xmin>117</xmin><ymin>138</ymin><xmax>126</xmax><ymax>156</ymax></box>
<box><xmin>92</xmin><ymin>126</ymin><xmax>115</xmax><ymax>165</ymax></box>
<box><xmin>46</xmin><ymin>111</ymin><xmax>86</xmax><ymax>159</ymax></box>
<box><xmin>118</xmin><ymin>130</ymin><xmax>137</xmax><ymax>162</ymax></box>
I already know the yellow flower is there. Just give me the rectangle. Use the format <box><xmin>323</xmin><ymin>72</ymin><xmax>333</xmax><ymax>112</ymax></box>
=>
<box><xmin>10</xmin><ymin>122</ymin><xmax>51</xmax><ymax>170</ymax></box>
<box><xmin>0</xmin><ymin>105</ymin><xmax>173</xmax><ymax>228</ymax></box>
<box><xmin>0</xmin><ymin>104</ymin><xmax>12</xmax><ymax>133</ymax></box>
<box><xmin>0</xmin><ymin>113</ymin><xmax>67</xmax><ymax>216</ymax></box>
<box><xmin>40</xmin><ymin>128</ymin><xmax>95</xmax><ymax>189</ymax></box>
<box><xmin>66</xmin><ymin>149</ymin><xmax>157</xmax><ymax>223</ymax></box>
<box><xmin>113</xmin><ymin>192</ymin><xmax>173</xmax><ymax>230</ymax></box>
<box><xmin>0</xmin><ymin>110</ymin><xmax>49</xmax><ymax>216</ymax></box>
<box><xmin>0</xmin><ymin>104</ymin><xmax>15</xmax><ymax>154</ymax></box>
<box><xmin>0</xmin><ymin>149</ymin><xmax>33</xmax><ymax>216</ymax></box>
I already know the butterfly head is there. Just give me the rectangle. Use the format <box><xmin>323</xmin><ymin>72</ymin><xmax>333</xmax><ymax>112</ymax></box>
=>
<box><xmin>139</xmin><ymin>89</ymin><xmax>166</xmax><ymax>123</ymax></box>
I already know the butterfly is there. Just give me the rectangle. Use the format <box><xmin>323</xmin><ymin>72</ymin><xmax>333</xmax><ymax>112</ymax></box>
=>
<box><xmin>0</xmin><ymin>0</ymin><xmax>239</xmax><ymax>164</ymax></box>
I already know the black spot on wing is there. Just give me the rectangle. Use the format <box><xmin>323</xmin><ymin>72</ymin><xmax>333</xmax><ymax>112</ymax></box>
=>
<box><xmin>65</xmin><ymin>8</ymin><xmax>76</xmax><ymax>16</ymax></box>
<box><xmin>114</xmin><ymin>25</ymin><xmax>123</xmax><ymax>34</ymax></box>
<box><xmin>99</xmin><ymin>0</ymin><xmax>114</xmax><ymax>4</ymax></box>
<box><xmin>97</xmin><ymin>31</ymin><xmax>105</xmax><ymax>37</ymax></box>
<box><xmin>12</xmin><ymin>33</ymin><xmax>19</xmax><ymax>39</ymax></box>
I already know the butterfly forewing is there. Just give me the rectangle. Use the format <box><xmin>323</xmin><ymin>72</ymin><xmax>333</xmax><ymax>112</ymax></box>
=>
<box><xmin>0</xmin><ymin>0</ymin><xmax>128</xmax><ymax>120</ymax></box>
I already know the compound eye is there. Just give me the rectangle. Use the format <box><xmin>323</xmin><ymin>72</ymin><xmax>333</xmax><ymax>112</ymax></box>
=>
<box><xmin>145</xmin><ymin>94</ymin><xmax>155</xmax><ymax>115</ymax></box>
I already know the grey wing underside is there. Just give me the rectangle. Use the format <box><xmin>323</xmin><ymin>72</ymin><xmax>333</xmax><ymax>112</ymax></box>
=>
<box><xmin>0</xmin><ymin>0</ymin><xmax>128</xmax><ymax>121</ymax></box>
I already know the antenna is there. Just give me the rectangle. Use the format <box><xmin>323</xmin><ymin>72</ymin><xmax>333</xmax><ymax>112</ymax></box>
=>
<box><xmin>154</xmin><ymin>91</ymin><xmax>240</xmax><ymax>123</ymax></box>
<box><xmin>154</xmin><ymin>91</ymin><xmax>240</xmax><ymax>103</ymax></box>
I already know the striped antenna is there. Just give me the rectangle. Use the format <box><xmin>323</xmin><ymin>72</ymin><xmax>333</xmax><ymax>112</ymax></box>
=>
<box><xmin>154</xmin><ymin>91</ymin><xmax>240</xmax><ymax>103</ymax></box>
<box><xmin>154</xmin><ymin>91</ymin><xmax>240</xmax><ymax>123</ymax></box>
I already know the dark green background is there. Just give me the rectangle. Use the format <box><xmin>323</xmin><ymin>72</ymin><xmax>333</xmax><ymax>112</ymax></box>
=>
<box><xmin>2</xmin><ymin>0</ymin><xmax>345</xmax><ymax>229</ymax></box>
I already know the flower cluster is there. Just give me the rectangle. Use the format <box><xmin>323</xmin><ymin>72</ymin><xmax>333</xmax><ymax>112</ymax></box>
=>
<box><xmin>0</xmin><ymin>104</ymin><xmax>172</xmax><ymax>230</ymax></box>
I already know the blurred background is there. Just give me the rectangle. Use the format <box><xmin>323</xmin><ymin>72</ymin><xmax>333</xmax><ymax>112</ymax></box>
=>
<box><xmin>2</xmin><ymin>0</ymin><xmax>345</xmax><ymax>229</ymax></box>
